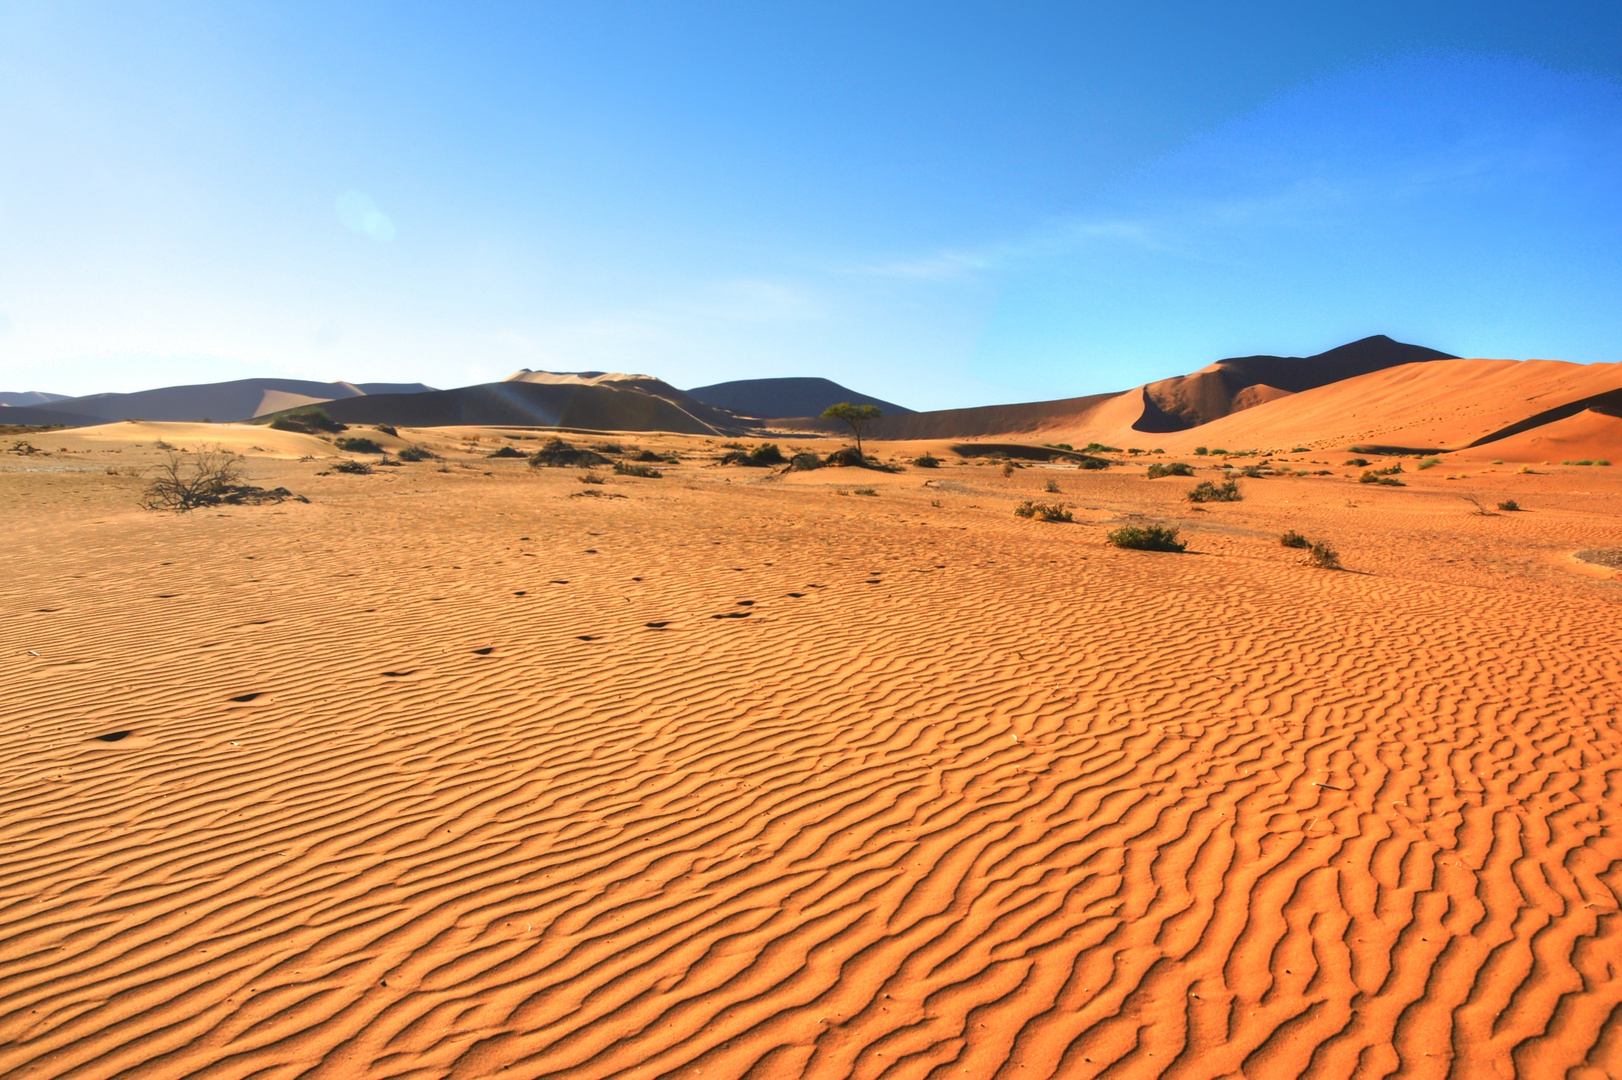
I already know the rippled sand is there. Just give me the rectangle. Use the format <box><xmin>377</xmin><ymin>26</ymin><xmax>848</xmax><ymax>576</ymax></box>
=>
<box><xmin>4</xmin><ymin>430</ymin><xmax>1622</xmax><ymax>1078</ymax></box>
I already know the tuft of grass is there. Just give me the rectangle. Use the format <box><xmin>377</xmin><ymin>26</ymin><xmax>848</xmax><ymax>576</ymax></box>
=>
<box><xmin>1043</xmin><ymin>476</ymin><xmax>1061</xmax><ymax>493</ymax></box>
<box><xmin>1280</xmin><ymin>530</ymin><xmax>1309</xmax><ymax>549</ymax></box>
<box><xmin>1304</xmin><ymin>540</ymin><xmax>1341</xmax><ymax>569</ymax></box>
<box><xmin>1187</xmin><ymin>479</ymin><xmax>1242</xmax><ymax>502</ymax></box>
<box><xmin>1498</xmin><ymin>499</ymin><xmax>1520</xmax><ymax>511</ymax></box>
<box><xmin>578</xmin><ymin>472</ymin><xmax>605</xmax><ymax>484</ymax></box>
<box><xmin>396</xmin><ymin>445</ymin><xmax>434</xmax><ymax>461</ymax></box>
<box><xmin>853</xmin><ymin>486</ymin><xmax>878</xmax><ymax>496</ymax></box>
<box><xmin>1417</xmin><ymin>457</ymin><xmax>1443</xmax><ymax>470</ymax></box>
<box><xmin>614</xmin><ymin>461</ymin><xmax>662</xmax><ymax>478</ymax></box>
<box><xmin>912</xmin><ymin>453</ymin><xmax>941</xmax><ymax>468</ymax></box>
<box><xmin>1002</xmin><ymin>462</ymin><xmax>1016</xmax><ymax>477</ymax></box>
<box><xmin>1107</xmin><ymin>524</ymin><xmax>1185</xmax><ymax>551</ymax></box>
<box><xmin>330</xmin><ymin>458</ymin><xmax>373</xmax><ymax>474</ymax></box>
<box><xmin>1014</xmin><ymin>500</ymin><xmax>1073</xmax><ymax>522</ymax></box>
<box><xmin>1146</xmin><ymin>461</ymin><xmax>1194</xmax><ymax>478</ymax></box>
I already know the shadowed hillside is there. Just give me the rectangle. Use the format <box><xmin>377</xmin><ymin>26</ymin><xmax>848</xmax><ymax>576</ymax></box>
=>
<box><xmin>686</xmin><ymin>377</ymin><xmax>911</xmax><ymax>418</ymax></box>
<box><xmin>16</xmin><ymin>378</ymin><xmax>438</xmax><ymax>425</ymax></box>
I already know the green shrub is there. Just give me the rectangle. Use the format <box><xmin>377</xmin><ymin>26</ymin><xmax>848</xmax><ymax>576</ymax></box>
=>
<box><xmin>1146</xmin><ymin>461</ymin><xmax>1195</xmax><ymax>478</ymax></box>
<box><xmin>1280</xmin><ymin>530</ymin><xmax>1309</xmax><ymax>549</ymax></box>
<box><xmin>1187</xmin><ymin>479</ymin><xmax>1242</xmax><ymax>502</ymax></box>
<box><xmin>397</xmin><ymin>445</ymin><xmax>434</xmax><ymax>461</ymax></box>
<box><xmin>1417</xmin><ymin>457</ymin><xmax>1442</xmax><ymax>470</ymax></box>
<box><xmin>1082</xmin><ymin>442</ymin><xmax>1120</xmax><ymax>453</ymax></box>
<box><xmin>1359</xmin><ymin>471</ymin><xmax>1405</xmax><ymax>486</ymax></box>
<box><xmin>269</xmin><ymin>407</ymin><xmax>346</xmax><ymax>434</ymax></box>
<box><xmin>912</xmin><ymin>453</ymin><xmax>941</xmax><ymax>468</ymax></box>
<box><xmin>1344</xmin><ymin>457</ymin><xmax>1370</xmax><ymax>467</ymax></box>
<box><xmin>1194</xmin><ymin>446</ymin><xmax>1209</xmax><ymax>456</ymax></box>
<box><xmin>529</xmin><ymin>437</ymin><xmax>610</xmax><ymax>467</ymax></box>
<box><xmin>1304</xmin><ymin>541</ymin><xmax>1341</xmax><ymax>569</ymax></box>
<box><xmin>1107</xmin><ymin>524</ymin><xmax>1185</xmax><ymax>551</ymax></box>
<box><xmin>614</xmin><ymin>461</ymin><xmax>662</xmax><ymax>478</ymax></box>
<box><xmin>1078</xmin><ymin>456</ymin><xmax>1110</xmax><ymax>470</ymax></box>
<box><xmin>1014</xmin><ymin>500</ymin><xmax>1073</xmax><ymax>522</ymax></box>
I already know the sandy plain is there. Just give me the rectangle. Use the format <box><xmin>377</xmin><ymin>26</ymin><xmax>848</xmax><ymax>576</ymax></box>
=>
<box><xmin>4</xmin><ymin>425</ymin><xmax>1622</xmax><ymax>1079</ymax></box>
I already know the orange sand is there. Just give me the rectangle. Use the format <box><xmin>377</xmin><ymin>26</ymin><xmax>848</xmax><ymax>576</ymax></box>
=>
<box><xmin>4</xmin><ymin>426</ymin><xmax>1622</xmax><ymax>1078</ymax></box>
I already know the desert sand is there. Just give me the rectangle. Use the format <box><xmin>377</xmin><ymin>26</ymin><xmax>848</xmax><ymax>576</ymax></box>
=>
<box><xmin>4</xmin><ymin>420</ymin><xmax>1622</xmax><ymax>1079</ymax></box>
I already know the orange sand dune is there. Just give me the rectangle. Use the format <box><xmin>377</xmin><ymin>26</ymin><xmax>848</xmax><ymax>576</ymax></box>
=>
<box><xmin>4</xmin><ymin>430</ymin><xmax>1622</xmax><ymax>1078</ymax></box>
<box><xmin>1113</xmin><ymin>357</ymin><xmax>1622</xmax><ymax>456</ymax></box>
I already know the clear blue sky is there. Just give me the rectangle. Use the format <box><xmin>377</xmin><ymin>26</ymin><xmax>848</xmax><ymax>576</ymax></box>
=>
<box><xmin>2</xmin><ymin>2</ymin><xmax>1619</xmax><ymax>408</ymax></box>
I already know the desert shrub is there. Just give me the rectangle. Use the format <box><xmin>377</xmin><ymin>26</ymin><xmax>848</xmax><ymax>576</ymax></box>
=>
<box><xmin>1498</xmin><ymin>499</ymin><xmax>1520</xmax><ymax>511</ymax></box>
<box><xmin>912</xmin><ymin>453</ymin><xmax>941</xmax><ymax>468</ymax></box>
<box><xmin>375</xmin><ymin>424</ymin><xmax>398</xmax><ymax>436</ymax></box>
<box><xmin>1235</xmin><ymin>464</ymin><xmax>1267</xmax><ymax>478</ymax></box>
<box><xmin>529</xmin><ymin>437</ymin><xmax>610</xmax><ymax>467</ymax></box>
<box><xmin>1043</xmin><ymin>476</ymin><xmax>1061</xmax><ymax>493</ymax></box>
<box><xmin>1107</xmin><ymin>524</ymin><xmax>1185</xmax><ymax>551</ymax></box>
<box><xmin>1046</xmin><ymin>442</ymin><xmax>1074</xmax><ymax>451</ymax></box>
<box><xmin>1359</xmin><ymin>471</ymin><xmax>1405</xmax><ymax>486</ymax></box>
<box><xmin>1291</xmin><ymin>446</ymin><xmax>1310</xmax><ymax>453</ymax></box>
<box><xmin>1146</xmin><ymin>461</ymin><xmax>1194</xmax><ymax>478</ymax></box>
<box><xmin>579</xmin><ymin>472</ymin><xmax>605</xmax><ymax>484</ymax></box>
<box><xmin>397</xmin><ymin>445</ymin><xmax>434</xmax><ymax>461</ymax></box>
<box><xmin>1002</xmin><ymin>462</ymin><xmax>1016</xmax><ymax>477</ymax></box>
<box><xmin>592</xmin><ymin>443</ymin><xmax>624</xmax><ymax>454</ymax></box>
<box><xmin>853</xmin><ymin>487</ymin><xmax>878</xmax><ymax>496</ymax></box>
<box><xmin>269</xmin><ymin>408</ymin><xmax>346</xmax><ymax>434</ymax></box>
<box><xmin>1304</xmin><ymin>540</ymin><xmax>1341</xmax><ymax>569</ymax></box>
<box><xmin>1194</xmin><ymin>446</ymin><xmax>1209</xmax><ymax>456</ymax></box>
<box><xmin>1344</xmin><ymin>457</ymin><xmax>1370</xmax><ymax>467</ymax></box>
<box><xmin>1187</xmin><ymin>479</ymin><xmax>1242</xmax><ymax>503</ymax></box>
<box><xmin>788</xmin><ymin>451</ymin><xmax>824</xmax><ymax>471</ymax></box>
<box><xmin>1078</xmin><ymin>456</ymin><xmax>1111</xmax><ymax>470</ymax></box>
<box><xmin>633</xmin><ymin>449</ymin><xmax>675</xmax><ymax>463</ymax></box>
<box><xmin>824</xmin><ymin>447</ymin><xmax>869</xmax><ymax>468</ymax></box>
<box><xmin>1280</xmin><ymin>530</ymin><xmax>1309</xmax><ymax>549</ymax></box>
<box><xmin>335</xmin><ymin>436</ymin><xmax>385</xmax><ymax>454</ymax></box>
<box><xmin>1600</xmin><ymin>459</ymin><xmax>1613</xmax><ymax>466</ymax></box>
<box><xmin>330</xmin><ymin>458</ymin><xmax>373</xmax><ymax>474</ymax></box>
<box><xmin>1209</xmin><ymin>448</ymin><xmax>1230</xmax><ymax>456</ymax></box>
<box><xmin>614</xmin><ymin>461</ymin><xmax>662</xmax><ymax>478</ymax></box>
<box><xmin>1417</xmin><ymin>457</ymin><xmax>1442</xmax><ymax>470</ymax></box>
<box><xmin>1082</xmin><ymin>442</ymin><xmax>1120</xmax><ymax>453</ymax></box>
<box><xmin>141</xmin><ymin>447</ymin><xmax>243</xmax><ymax>511</ymax></box>
<box><xmin>487</xmin><ymin>445</ymin><xmax>525</xmax><ymax>458</ymax></box>
<box><xmin>1014</xmin><ymin>500</ymin><xmax>1073</xmax><ymax>522</ymax></box>
<box><xmin>721</xmin><ymin>443</ymin><xmax>786</xmax><ymax>467</ymax></box>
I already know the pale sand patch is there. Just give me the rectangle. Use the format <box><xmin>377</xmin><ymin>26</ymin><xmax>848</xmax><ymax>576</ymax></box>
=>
<box><xmin>3</xmin><ymin>431</ymin><xmax>1622</xmax><ymax>1078</ymax></box>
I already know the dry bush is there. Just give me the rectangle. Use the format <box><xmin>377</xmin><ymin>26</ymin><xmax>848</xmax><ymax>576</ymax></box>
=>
<box><xmin>269</xmin><ymin>408</ymin><xmax>345</xmax><ymax>434</ymax></box>
<box><xmin>1014</xmin><ymin>500</ymin><xmax>1073</xmax><ymax>523</ymax></box>
<box><xmin>1188</xmin><ymin>479</ymin><xmax>1242</xmax><ymax>502</ymax></box>
<box><xmin>1043</xmin><ymin>476</ymin><xmax>1061</xmax><ymax>493</ymax></box>
<box><xmin>397</xmin><ymin>445</ymin><xmax>434</xmax><ymax>461</ymax></box>
<box><xmin>529</xmin><ymin>437</ymin><xmax>610</xmax><ymax>467</ymax></box>
<box><xmin>335</xmin><ymin>436</ymin><xmax>385</xmax><ymax>454</ymax></box>
<box><xmin>1498</xmin><ymin>499</ymin><xmax>1520</xmax><ymax>511</ymax></box>
<box><xmin>330</xmin><ymin>458</ymin><xmax>373</xmax><ymax>474</ymax></box>
<box><xmin>1280</xmin><ymin>530</ymin><xmax>1309</xmax><ymax>548</ymax></box>
<box><xmin>579</xmin><ymin>472</ymin><xmax>605</xmax><ymax>485</ymax></box>
<box><xmin>1106</xmin><ymin>524</ymin><xmax>1184</xmax><ymax>551</ymax></box>
<box><xmin>614</xmin><ymin>461</ymin><xmax>662</xmax><ymax>478</ymax></box>
<box><xmin>140</xmin><ymin>446</ymin><xmax>302</xmax><ymax>510</ymax></box>
<box><xmin>1304</xmin><ymin>540</ymin><xmax>1342</xmax><ymax>569</ymax></box>
<box><xmin>1146</xmin><ymin>462</ymin><xmax>1194</xmax><ymax>479</ymax></box>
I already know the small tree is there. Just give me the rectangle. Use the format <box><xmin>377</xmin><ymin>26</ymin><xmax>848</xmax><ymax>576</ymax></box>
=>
<box><xmin>821</xmin><ymin>402</ymin><xmax>882</xmax><ymax>456</ymax></box>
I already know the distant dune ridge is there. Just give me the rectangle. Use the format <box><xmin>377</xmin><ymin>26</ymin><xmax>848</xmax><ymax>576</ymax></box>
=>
<box><xmin>685</xmin><ymin>376</ymin><xmax>913</xmax><ymax>418</ymax></box>
<box><xmin>0</xmin><ymin>378</ymin><xmax>436</xmax><ymax>425</ymax></box>
<box><xmin>6</xmin><ymin>337</ymin><xmax>1620</xmax><ymax>460</ymax></box>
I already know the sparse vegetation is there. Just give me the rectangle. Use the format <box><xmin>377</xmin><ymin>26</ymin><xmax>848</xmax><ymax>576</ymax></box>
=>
<box><xmin>1280</xmin><ymin>530</ymin><xmax>1309</xmax><ymax>549</ymax></box>
<box><xmin>487</xmin><ymin>445</ymin><xmax>525</xmax><ymax>458</ymax></box>
<box><xmin>821</xmin><ymin>402</ymin><xmax>883</xmax><ymax>455</ymax></box>
<box><xmin>1359</xmin><ymin>471</ymin><xmax>1405</xmax><ymax>486</ymax></box>
<box><xmin>1146</xmin><ymin>461</ymin><xmax>1195</xmax><ymax>478</ymax></box>
<box><xmin>1195</xmin><ymin>446</ymin><xmax>1209</xmax><ymax>456</ymax></box>
<box><xmin>397</xmin><ymin>445</ymin><xmax>434</xmax><ymax>461</ymax></box>
<box><xmin>853</xmin><ymin>487</ymin><xmax>878</xmax><ymax>496</ymax></box>
<box><xmin>1043</xmin><ymin>476</ymin><xmax>1061</xmax><ymax>493</ymax></box>
<box><xmin>1344</xmin><ymin>457</ymin><xmax>1370</xmax><ymax>467</ymax></box>
<box><xmin>335</xmin><ymin>436</ymin><xmax>385</xmax><ymax>454</ymax></box>
<box><xmin>912</xmin><ymin>453</ymin><xmax>941</xmax><ymax>468</ymax></box>
<box><xmin>1077</xmin><ymin>456</ymin><xmax>1111</xmax><ymax>470</ymax></box>
<box><xmin>1082</xmin><ymin>442</ymin><xmax>1120</xmax><ymax>454</ymax></box>
<box><xmin>1498</xmin><ymin>499</ymin><xmax>1521</xmax><ymax>511</ymax></box>
<box><xmin>330</xmin><ymin>458</ymin><xmax>373</xmax><ymax>474</ymax></box>
<box><xmin>1107</xmin><ymin>524</ymin><xmax>1185</xmax><ymax>551</ymax></box>
<box><xmin>788</xmin><ymin>451</ymin><xmax>824</xmax><ymax>471</ymax></box>
<box><xmin>269</xmin><ymin>407</ymin><xmax>346</xmax><ymax>434</ymax></box>
<box><xmin>529</xmin><ymin>437</ymin><xmax>610</xmax><ymax>467</ymax></box>
<box><xmin>1304</xmin><ymin>540</ymin><xmax>1342</xmax><ymax>569</ymax></box>
<box><xmin>1014</xmin><ymin>500</ymin><xmax>1073</xmax><ymax>522</ymax></box>
<box><xmin>720</xmin><ymin>443</ymin><xmax>786</xmax><ymax>467</ymax></box>
<box><xmin>140</xmin><ymin>446</ymin><xmax>303</xmax><ymax>510</ymax></box>
<box><xmin>579</xmin><ymin>472</ymin><xmax>605</xmax><ymax>484</ymax></box>
<box><xmin>614</xmin><ymin>461</ymin><xmax>662</xmax><ymax>478</ymax></box>
<box><xmin>1002</xmin><ymin>462</ymin><xmax>1016</xmax><ymax>477</ymax></box>
<box><xmin>1187</xmin><ymin>479</ymin><xmax>1242</xmax><ymax>503</ymax></box>
<box><xmin>1417</xmin><ymin>457</ymin><xmax>1443</xmax><ymax>470</ymax></box>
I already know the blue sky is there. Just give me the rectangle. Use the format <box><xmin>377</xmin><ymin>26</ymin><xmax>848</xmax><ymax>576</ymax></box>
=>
<box><xmin>1</xmin><ymin>2</ymin><xmax>1619</xmax><ymax>408</ymax></box>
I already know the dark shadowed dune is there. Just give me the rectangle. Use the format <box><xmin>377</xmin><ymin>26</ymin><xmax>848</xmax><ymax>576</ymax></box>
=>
<box><xmin>34</xmin><ymin>378</ymin><xmax>438</xmax><ymax>424</ymax></box>
<box><xmin>0</xmin><ymin>404</ymin><xmax>108</xmax><ymax>427</ymax></box>
<box><xmin>686</xmin><ymin>377</ymin><xmax>912</xmax><ymax>418</ymax></box>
